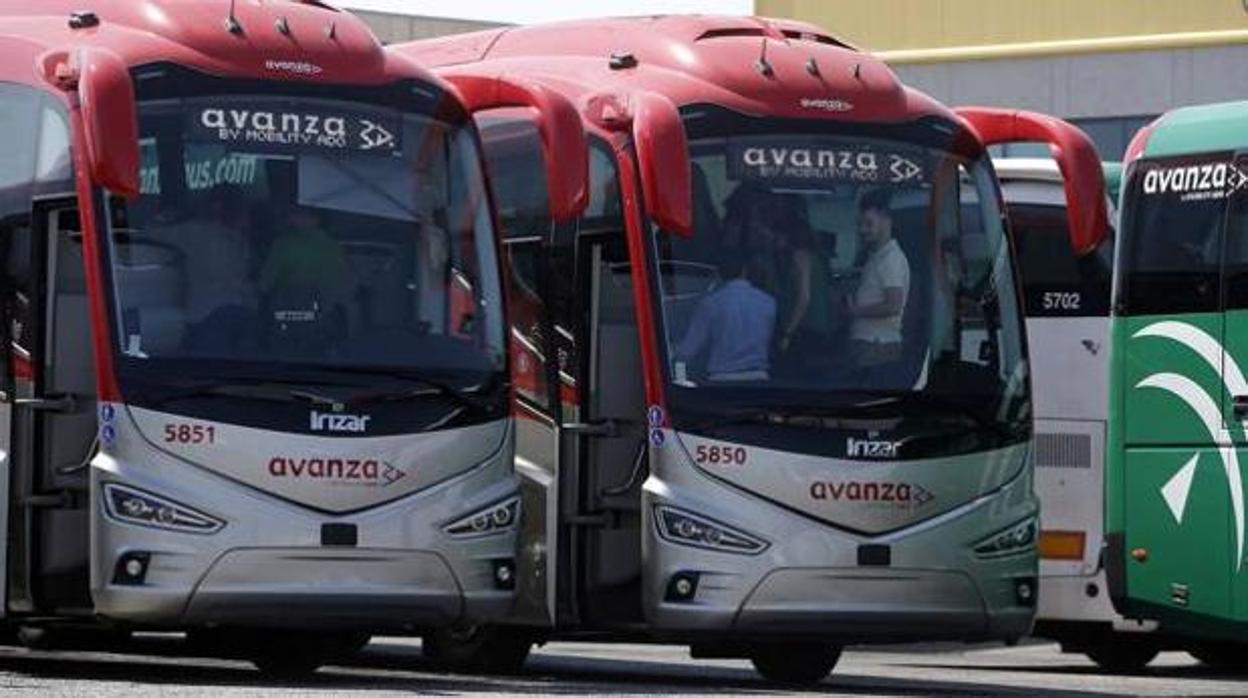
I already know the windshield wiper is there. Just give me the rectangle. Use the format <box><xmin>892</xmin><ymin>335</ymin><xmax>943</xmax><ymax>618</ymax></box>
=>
<box><xmin>153</xmin><ymin>379</ymin><xmax>311</xmax><ymax>407</ymax></box>
<box><xmin>326</xmin><ymin>367</ymin><xmax>495</xmax><ymax>415</ymax></box>
<box><xmin>825</xmin><ymin>389</ymin><xmax>1020</xmax><ymax>441</ymax></box>
<box><xmin>687</xmin><ymin>406</ymin><xmax>864</xmax><ymax>433</ymax></box>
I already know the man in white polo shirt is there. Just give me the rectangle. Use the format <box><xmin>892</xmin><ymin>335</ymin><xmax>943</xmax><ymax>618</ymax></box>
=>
<box><xmin>848</xmin><ymin>189</ymin><xmax>910</xmax><ymax>370</ymax></box>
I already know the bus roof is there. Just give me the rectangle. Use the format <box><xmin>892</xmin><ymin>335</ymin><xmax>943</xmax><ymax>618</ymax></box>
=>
<box><xmin>396</xmin><ymin>15</ymin><xmax>955</xmax><ymax>125</ymax></box>
<box><xmin>993</xmin><ymin>157</ymin><xmax>1122</xmax><ymax>199</ymax></box>
<box><xmin>0</xmin><ymin>1</ymin><xmax>430</xmax><ymax>88</ymax></box>
<box><xmin>1138</xmin><ymin>100</ymin><xmax>1248</xmax><ymax>159</ymax></box>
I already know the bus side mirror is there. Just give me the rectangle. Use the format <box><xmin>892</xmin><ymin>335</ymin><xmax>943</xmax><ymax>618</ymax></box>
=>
<box><xmin>632</xmin><ymin>91</ymin><xmax>692</xmax><ymax>236</ymax></box>
<box><xmin>955</xmin><ymin>107</ymin><xmax>1108</xmax><ymax>255</ymax></box>
<box><xmin>444</xmin><ymin>74</ymin><xmax>589</xmax><ymax>223</ymax></box>
<box><xmin>77</xmin><ymin>48</ymin><xmax>140</xmax><ymax>199</ymax></box>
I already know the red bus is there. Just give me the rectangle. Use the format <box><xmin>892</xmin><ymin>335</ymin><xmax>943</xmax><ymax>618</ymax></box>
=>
<box><xmin>0</xmin><ymin>1</ymin><xmax>584</xmax><ymax>674</ymax></box>
<box><xmin>398</xmin><ymin>17</ymin><xmax>1105</xmax><ymax>683</ymax></box>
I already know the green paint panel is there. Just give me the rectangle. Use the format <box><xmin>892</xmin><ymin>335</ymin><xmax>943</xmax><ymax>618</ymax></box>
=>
<box><xmin>1144</xmin><ymin>101</ymin><xmax>1248</xmax><ymax>159</ymax></box>
<box><xmin>1224</xmin><ymin>309</ymin><xmax>1248</xmax><ymax>436</ymax></box>
<box><xmin>1124</xmin><ymin>448</ymin><xmax>1230</xmax><ymax>620</ymax></box>
<box><xmin>1120</xmin><ymin>313</ymin><xmax>1224</xmax><ymax>447</ymax></box>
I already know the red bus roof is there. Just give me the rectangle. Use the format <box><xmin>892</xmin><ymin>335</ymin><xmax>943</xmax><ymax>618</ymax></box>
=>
<box><xmin>0</xmin><ymin>1</ymin><xmax>432</xmax><ymax>88</ymax></box>
<box><xmin>396</xmin><ymin>15</ymin><xmax>951</xmax><ymax>125</ymax></box>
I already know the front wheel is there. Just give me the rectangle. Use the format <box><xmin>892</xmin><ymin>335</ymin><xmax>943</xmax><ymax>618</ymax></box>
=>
<box><xmin>188</xmin><ymin>629</ymin><xmax>367</xmax><ymax>677</ymax></box>
<box><xmin>1083</xmin><ymin>641</ymin><xmax>1160</xmax><ymax>672</ymax></box>
<box><xmin>749</xmin><ymin>643</ymin><xmax>841</xmax><ymax>685</ymax></box>
<box><xmin>422</xmin><ymin>625</ymin><xmax>532</xmax><ymax>674</ymax></box>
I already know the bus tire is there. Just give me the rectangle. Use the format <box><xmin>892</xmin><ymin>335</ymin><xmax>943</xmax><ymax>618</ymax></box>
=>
<box><xmin>422</xmin><ymin>625</ymin><xmax>532</xmax><ymax>674</ymax></box>
<box><xmin>17</xmin><ymin>625</ymin><xmax>129</xmax><ymax>651</ymax></box>
<box><xmin>1084</xmin><ymin>641</ymin><xmax>1159</xmax><ymax>672</ymax></box>
<box><xmin>239</xmin><ymin>630</ymin><xmax>368</xmax><ymax>677</ymax></box>
<box><xmin>748</xmin><ymin>643</ymin><xmax>841</xmax><ymax>685</ymax></box>
<box><xmin>1188</xmin><ymin>641</ymin><xmax>1248</xmax><ymax>671</ymax></box>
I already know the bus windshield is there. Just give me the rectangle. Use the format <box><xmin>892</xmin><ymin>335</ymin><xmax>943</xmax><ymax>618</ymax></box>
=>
<box><xmin>653</xmin><ymin>107</ymin><xmax>1028</xmax><ymax>448</ymax></box>
<box><xmin>107</xmin><ymin>71</ymin><xmax>504</xmax><ymax>386</ymax></box>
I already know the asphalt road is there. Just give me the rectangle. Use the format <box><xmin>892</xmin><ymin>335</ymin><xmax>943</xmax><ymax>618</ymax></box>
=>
<box><xmin>0</xmin><ymin>635</ymin><xmax>1244</xmax><ymax>696</ymax></box>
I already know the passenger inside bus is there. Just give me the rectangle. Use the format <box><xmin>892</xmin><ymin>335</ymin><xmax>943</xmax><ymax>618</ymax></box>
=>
<box><xmin>848</xmin><ymin>190</ymin><xmax>911</xmax><ymax>374</ymax></box>
<box><xmin>674</xmin><ymin>249</ymin><xmax>776</xmax><ymax>381</ymax></box>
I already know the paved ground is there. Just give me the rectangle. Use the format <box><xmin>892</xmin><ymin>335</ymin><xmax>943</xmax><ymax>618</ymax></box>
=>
<box><xmin>0</xmin><ymin>635</ymin><xmax>1244</xmax><ymax>696</ymax></box>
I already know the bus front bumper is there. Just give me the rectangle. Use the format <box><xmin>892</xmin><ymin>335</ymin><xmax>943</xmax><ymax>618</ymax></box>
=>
<box><xmin>93</xmin><ymin>547</ymin><xmax>512</xmax><ymax>630</ymax></box>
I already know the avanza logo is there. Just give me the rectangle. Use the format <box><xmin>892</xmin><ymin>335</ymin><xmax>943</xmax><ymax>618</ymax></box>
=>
<box><xmin>846</xmin><ymin>437</ymin><xmax>902</xmax><ymax>459</ymax></box>
<box><xmin>1142</xmin><ymin>162</ymin><xmax>1248</xmax><ymax>201</ymax></box>
<box><xmin>264</xmin><ymin>59</ymin><xmax>324</xmax><ymax>76</ymax></box>
<box><xmin>799</xmin><ymin>97</ymin><xmax>853</xmax><ymax>113</ymax></box>
<box><xmin>201</xmin><ymin>109</ymin><xmax>347</xmax><ymax>140</ymax></box>
<box><xmin>310</xmin><ymin>411</ymin><xmax>371</xmax><ymax>433</ymax></box>
<box><xmin>809</xmin><ymin>480</ymin><xmax>934</xmax><ymax>506</ymax></box>
<box><xmin>267</xmin><ymin>457</ymin><xmax>406</xmax><ymax>486</ymax></box>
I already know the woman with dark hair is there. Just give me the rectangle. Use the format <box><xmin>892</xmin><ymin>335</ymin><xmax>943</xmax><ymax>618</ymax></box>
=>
<box><xmin>767</xmin><ymin>197</ymin><xmax>831</xmax><ymax>356</ymax></box>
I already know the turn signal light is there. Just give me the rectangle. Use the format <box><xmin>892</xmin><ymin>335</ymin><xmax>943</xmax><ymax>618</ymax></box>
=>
<box><xmin>1038</xmin><ymin>530</ymin><xmax>1086</xmax><ymax>560</ymax></box>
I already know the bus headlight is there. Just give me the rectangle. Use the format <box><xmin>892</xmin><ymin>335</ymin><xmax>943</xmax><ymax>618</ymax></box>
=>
<box><xmin>443</xmin><ymin>497</ymin><xmax>520</xmax><ymax>539</ymax></box>
<box><xmin>973</xmin><ymin>516</ymin><xmax>1038</xmax><ymax>558</ymax></box>
<box><xmin>103</xmin><ymin>483</ymin><xmax>224</xmax><ymax>535</ymax></box>
<box><xmin>655</xmin><ymin>506</ymin><xmax>768</xmax><ymax>555</ymax></box>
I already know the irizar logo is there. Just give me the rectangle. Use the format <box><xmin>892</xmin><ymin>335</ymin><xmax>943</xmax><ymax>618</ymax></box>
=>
<box><xmin>847</xmin><ymin>436</ymin><xmax>902</xmax><ymax>459</ymax></box>
<box><xmin>310</xmin><ymin>411</ymin><xmax>371</xmax><ymax>433</ymax></box>
<box><xmin>1133</xmin><ymin>321</ymin><xmax>1247</xmax><ymax>570</ymax></box>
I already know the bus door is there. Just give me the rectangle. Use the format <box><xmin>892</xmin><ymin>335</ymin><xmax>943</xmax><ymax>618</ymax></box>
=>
<box><xmin>1220</xmin><ymin>153</ymin><xmax>1248</xmax><ymax>623</ymax></box>
<box><xmin>1119</xmin><ymin>153</ymin><xmax>1234</xmax><ymax>621</ymax></box>
<box><xmin>7</xmin><ymin>199</ymin><xmax>96</xmax><ymax>613</ymax></box>
<box><xmin>479</xmin><ymin>114</ymin><xmax>563</xmax><ymax>627</ymax></box>
<box><xmin>562</xmin><ymin>145</ymin><xmax>647</xmax><ymax>626</ymax></box>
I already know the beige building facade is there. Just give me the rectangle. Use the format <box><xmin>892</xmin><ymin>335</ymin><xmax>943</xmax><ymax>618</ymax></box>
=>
<box><xmin>757</xmin><ymin>0</ymin><xmax>1248</xmax><ymax>158</ymax></box>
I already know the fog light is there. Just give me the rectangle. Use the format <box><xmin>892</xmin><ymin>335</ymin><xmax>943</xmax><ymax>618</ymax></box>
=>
<box><xmin>112</xmin><ymin>551</ymin><xmax>151</xmax><ymax>586</ymax></box>
<box><xmin>493</xmin><ymin>560</ymin><xmax>516</xmax><ymax>590</ymax></box>
<box><xmin>1015</xmin><ymin>578</ymin><xmax>1036</xmax><ymax>607</ymax></box>
<box><xmin>665</xmin><ymin>572</ymin><xmax>700</xmax><ymax>602</ymax></box>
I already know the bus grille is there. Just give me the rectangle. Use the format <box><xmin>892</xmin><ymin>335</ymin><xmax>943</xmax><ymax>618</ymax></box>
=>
<box><xmin>1035</xmin><ymin>433</ymin><xmax>1092</xmax><ymax>469</ymax></box>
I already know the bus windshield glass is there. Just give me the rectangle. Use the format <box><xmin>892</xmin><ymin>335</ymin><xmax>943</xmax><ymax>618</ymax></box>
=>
<box><xmin>107</xmin><ymin>73</ymin><xmax>504</xmax><ymax>385</ymax></box>
<box><xmin>653</xmin><ymin>107</ymin><xmax>1028</xmax><ymax>448</ymax></box>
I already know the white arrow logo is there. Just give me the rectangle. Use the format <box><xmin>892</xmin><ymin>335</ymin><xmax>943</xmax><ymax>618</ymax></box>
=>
<box><xmin>1161</xmin><ymin>453</ymin><xmax>1199</xmax><ymax>524</ymax></box>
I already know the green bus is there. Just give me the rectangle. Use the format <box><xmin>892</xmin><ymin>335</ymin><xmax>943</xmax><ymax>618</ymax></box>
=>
<box><xmin>1108</xmin><ymin>99</ymin><xmax>1248</xmax><ymax>666</ymax></box>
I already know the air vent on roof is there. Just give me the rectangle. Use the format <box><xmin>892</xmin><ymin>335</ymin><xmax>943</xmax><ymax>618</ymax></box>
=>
<box><xmin>780</xmin><ymin>30</ymin><xmax>854</xmax><ymax>50</ymax></box>
<box><xmin>293</xmin><ymin>0</ymin><xmax>341</xmax><ymax>10</ymax></box>
<box><xmin>695</xmin><ymin>27</ymin><xmax>854</xmax><ymax>51</ymax></box>
<box><xmin>695</xmin><ymin>27</ymin><xmax>766</xmax><ymax>41</ymax></box>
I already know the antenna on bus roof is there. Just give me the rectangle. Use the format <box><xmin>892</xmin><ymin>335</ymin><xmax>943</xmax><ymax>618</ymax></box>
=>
<box><xmin>225</xmin><ymin>0</ymin><xmax>243</xmax><ymax>35</ymax></box>
<box><xmin>755</xmin><ymin>35</ymin><xmax>774</xmax><ymax>77</ymax></box>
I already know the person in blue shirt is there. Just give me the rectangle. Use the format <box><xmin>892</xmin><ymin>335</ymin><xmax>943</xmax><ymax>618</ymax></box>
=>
<box><xmin>675</xmin><ymin>250</ymin><xmax>777</xmax><ymax>382</ymax></box>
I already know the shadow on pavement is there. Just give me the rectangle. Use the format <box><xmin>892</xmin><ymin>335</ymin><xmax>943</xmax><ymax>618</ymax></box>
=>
<box><xmin>0</xmin><ymin>636</ymin><xmax>1128</xmax><ymax>696</ymax></box>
